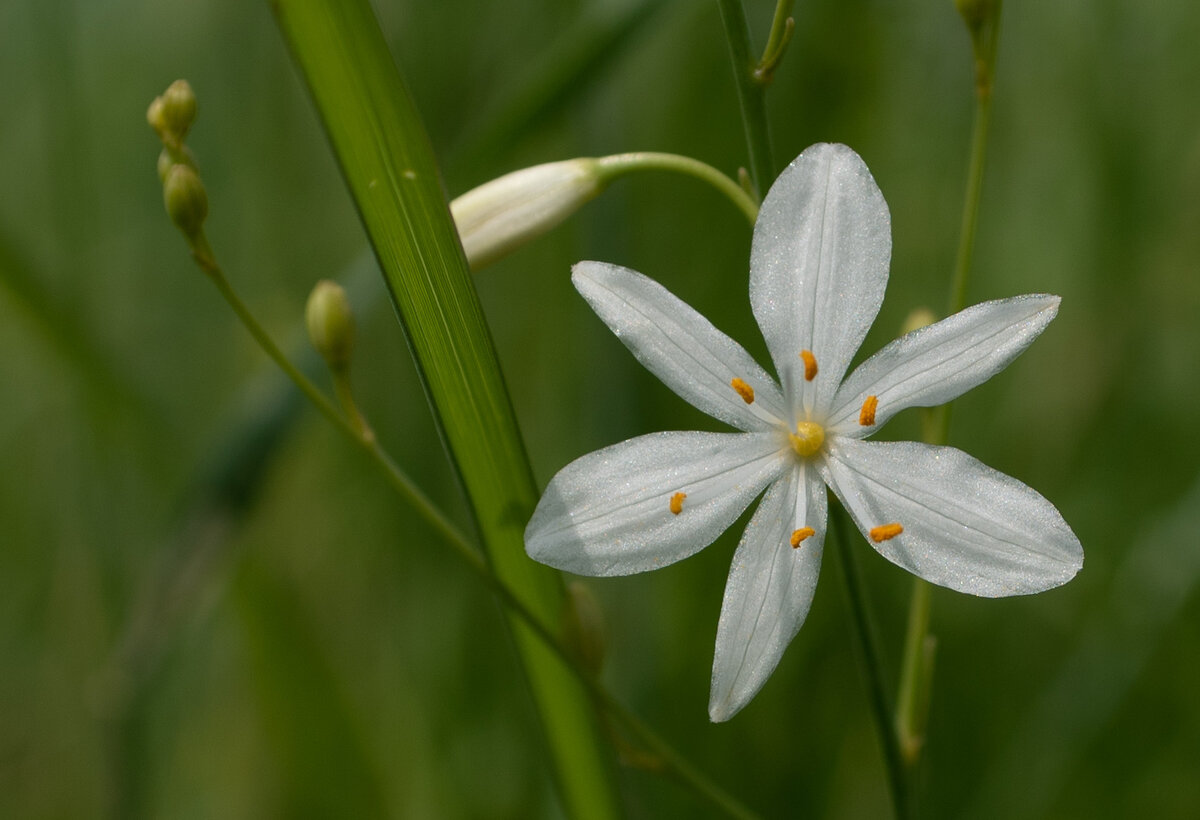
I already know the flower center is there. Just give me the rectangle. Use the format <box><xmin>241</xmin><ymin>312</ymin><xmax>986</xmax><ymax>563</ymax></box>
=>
<box><xmin>788</xmin><ymin>421</ymin><xmax>825</xmax><ymax>458</ymax></box>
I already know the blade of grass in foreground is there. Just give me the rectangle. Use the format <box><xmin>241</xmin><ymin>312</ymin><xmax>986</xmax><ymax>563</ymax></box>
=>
<box><xmin>269</xmin><ymin>1</ymin><xmax>621</xmax><ymax>816</ymax></box>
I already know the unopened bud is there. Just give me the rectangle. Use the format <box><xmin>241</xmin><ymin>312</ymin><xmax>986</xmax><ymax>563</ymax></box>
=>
<box><xmin>146</xmin><ymin>96</ymin><xmax>166</xmax><ymax>137</ymax></box>
<box><xmin>160</xmin><ymin>80</ymin><xmax>197</xmax><ymax>139</ymax></box>
<box><xmin>450</xmin><ymin>159</ymin><xmax>604</xmax><ymax>271</ymax></box>
<box><xmin>158</xmin><ymin>146</ymin><xmax>198</xmax><ymax>183</ymax></box>
<box><xmin>306</xmin><ymin>280</ymin><xmax>356</xmax><ymax>371</ymax></box>
<box><xmin>148</xmin><ymin>80</ymin><xmax>197</xmax><ymax>146</ymax></box>
<box><xmin>561</xmin><ymin>581</ymin><xmax>606</xmax><ymax>677</ymax></box>
<box><xmin>901</xmin><ymin>307</ymin><xmax>938</xmax><ymax>336</ymax></box>
<box><xmin>163</xmin><ymin>163</ymin><xmax>208</xmax><ymax>238</ymax></box>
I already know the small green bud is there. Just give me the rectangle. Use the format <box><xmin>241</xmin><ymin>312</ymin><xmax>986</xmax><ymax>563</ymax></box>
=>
<box><xmin>162</xmin><ymin>163</ymin><xmax>208</xmax><ymax>238</ymax></box>
<box><xmin>306</xmin><ymin>280</ymin><xmax>356</xmax><ymax>371</ymax></box>
<box><xmin>157</xmin><ymin>145</ymin><xmax>198</xmax><ymax>183</ymax></box>
<box><xmin>449</xmin><ymin>159</ymin><xmax>605</xmax><ymax>271</ymax></box>
<box><xmin>146</xmin><ymin>96</ymin><xmax>166</xmax><ymax>137</ymax></box>
<box><xmin>901</xmin><ymin>307</ymin><xmax>939</xmax><ymax>336</ymax></box>
<box><xmin>148</xmin><ymin>79</ymin><xmax>197</xmax><ymax>146</ymax></box>
<box><xmin>561</xmin><ymin>581</ymin><xmax>606</xmax><ymax>677</ymax></box>
<box><xmin>160</xmin><ymin>80</ymin><xmax>197</xmax><ymax>140</ymax></box>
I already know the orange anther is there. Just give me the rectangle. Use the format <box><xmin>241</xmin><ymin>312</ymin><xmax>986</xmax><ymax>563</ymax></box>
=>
<box><xmin>869</xmin><ymin>522</ymin><xmax>903</xmax><ymax>542</ymax></box>
<box><xmin>669</xmin><ymin>492</ymin><xmax>687</xmax><ymax>515</ymax></box>
<box><xmin>800</xmin><ymin>350</ymin><xmax>818</xmax><ymax>381</ymax></box>
<box><xmin>730</xmin><ymin>377</ymin><xmax>755</xmax><ymax>404</ymax></box>
<box><xmin>859</xmin><ymin>395</ymin><xmax>878</xmax><ymax>426</ymax></box>
<box><xmin>790</xmin><ymin>527</ymin><xmax>816</xmax><ymax>548</ymax></box>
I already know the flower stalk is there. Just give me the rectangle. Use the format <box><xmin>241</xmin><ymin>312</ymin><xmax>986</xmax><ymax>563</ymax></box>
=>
<box><xmin>716</xmin><ymin>0</ymin><xmax>776</xmax><ymax>196</ymax></box>
<box><xmin>450</xmin><ymin>151</ymin><xmax>757</xmax><ymax>271</ymax></box>
<box><xmin>895</xmin><ymin>0</ymin><xmax>1005</xmax><ymax>777</ymax></box>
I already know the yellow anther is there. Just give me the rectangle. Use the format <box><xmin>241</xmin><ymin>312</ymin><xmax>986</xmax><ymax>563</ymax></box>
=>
<box><xmin>788</xmin><ymin>421</ymin><xmax>825</xmax><ymax>458</ymax></box>
<box><xmin>859</xmin><ymin>395</ymin><xmax>878</xmax><ymax>426</ymax></box>
<box><xmin>790</xmin><ymin>527</ymin><xmax>815</xmax><ymax>548</ymax></box>
<box><xmin>869</xmin><ymin>522</ymin><xmax>903</xmax><ymax>542</ymax></box>
<box><xmin>669</xmin><ymin>492</ymin><xmax>687</xmax><ymax>515</ymax></box>
<box><xmin>730</xmin><ymin>377</ymin><xmax>755</xmax><ymax>404</ymax></box>
<box><xmin>800</xmin><ymin>350</ymin><xmax>818</xmax><ymax>381</ymax></box>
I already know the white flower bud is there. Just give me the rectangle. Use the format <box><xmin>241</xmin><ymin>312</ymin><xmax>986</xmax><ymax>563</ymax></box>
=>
<box><xmin>450</xmin><ymin>159</ymin><xmax>604</xmax><ymax>271</ymax></box>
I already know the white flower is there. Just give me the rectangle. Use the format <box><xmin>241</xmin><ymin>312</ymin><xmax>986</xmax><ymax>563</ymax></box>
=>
<box><xmin>524</xmin><ymin>143</ymin><xmax>1083</xmax><ymax>722</ymax></box>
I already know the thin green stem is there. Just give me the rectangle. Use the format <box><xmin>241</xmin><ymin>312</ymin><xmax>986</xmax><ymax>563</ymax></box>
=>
<box><xmin>716</xmin><ymin>0</ymin><xmax>775</xmax><ymax>196</ymax></box>
<box><xmin>831</xmin><ymin>499</ymin><xmax>909</xmax><ymax>820</ymax></box>
<box><xmin>896</xmin><ymin>0</ymin><xmax>1004</xmax><ymax>787</ymax></box>
<box><xmin>332</xmin><ymin>370</ymin><xmax>372</xmax><ymax>440</ymax></box>
<box><xmin>948</xmin><ymin>90</ymin><xmax>994</xmax><ymax>315</ymax></box>
<box><xmin>190</xmin><ymin>236</ymin><xmax>478</xmax><ymax>571</ymax></box>
<box><xmin>191</xmin><ymin>235</ymin><xmax>756</xmax><ymax>819</ymax></box>
<box><xmin>350</xmin><ymin>417</ymin><xmax>763</xmax><ymax>819</ymax></box>
<box><xmin>948</xmin><ymin>1</ymin><xmax>1002</xmax><ymax>316</ymax></box>
<box><xmin>754</xmin><ymin>0</ymin><xmax>795</xmax><ymax>85</ymax></box>
<box><xmin>192</xmin><ymin>235</ymin><xmax>351</xmax><ymax>441</ymax></box>
<box><xmin>894</xmin><ymin>576</ymin><xmax>933</xmax><ymax>767</ymax></box>
<box><xmin>595</xmin><ymin>152</ymin><xmax>760</xmax><ymax>223</ymax></box>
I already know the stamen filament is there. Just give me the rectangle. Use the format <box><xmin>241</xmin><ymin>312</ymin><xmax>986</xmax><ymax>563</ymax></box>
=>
<box><xmin>859</xmin><ymin>395</ymin><xmax>878</xmax><ymax>426</ymax></box>
<box><xmin>800</xmin><ymin>350</ymin><xmax>818</xmax><ymax>381</ymax></box>
<box><xmin>869</xmin><ymin>522</ymin><xmax>903</xmax><ymax>542</ymax></box>
<box><xmin>669</xmin><ymin>492</ymin><xmax>687</xmax><ymax>515</ymax></box>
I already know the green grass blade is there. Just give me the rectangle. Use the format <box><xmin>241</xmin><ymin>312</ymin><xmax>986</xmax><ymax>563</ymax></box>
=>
<box><xmin>268</xmin><ymin>2</ymin><xmax>621</xmax><ymax>816</ymax></box>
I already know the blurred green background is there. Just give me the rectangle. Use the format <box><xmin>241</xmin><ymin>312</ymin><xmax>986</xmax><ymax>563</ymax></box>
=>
<box><xmin>3</xmin><ymin>0</ymin><xmax>1199</xmax><ymax>817</ymax></box>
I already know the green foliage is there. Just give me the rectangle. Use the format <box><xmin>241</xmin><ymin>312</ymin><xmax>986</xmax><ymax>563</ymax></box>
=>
<box><xmin>1</xmin><ymin>0</ymin><xmax>1199</xmax><ymax>817</ymax></box>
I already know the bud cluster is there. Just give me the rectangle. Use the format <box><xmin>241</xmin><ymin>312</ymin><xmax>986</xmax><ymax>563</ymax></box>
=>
<box><xmin>148</xmin><ymin>80</ymin><xmax>208</xmax><ymax>241</ymax></box>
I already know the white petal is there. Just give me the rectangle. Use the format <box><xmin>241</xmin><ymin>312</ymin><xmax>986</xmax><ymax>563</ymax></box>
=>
<box><xmin>573</xmin><ymin>262</ymin><xmax>787</xmax><ymax>432</ymax></box>
<box><xmin>823</xmin><ymin>438</ymin><xmax>1083</xmax><ymax>597</ymax></box>
<box><xmin>526</xmin><ymin>431</ymin><xmax>789</xmax><ymax>576</ymax></box>
<box><xmin>749</xmin><ymin>144</ymin><xmax>891</xmax><ymax>419</ymax></box>
<box><xmin>451</xmin><ymin>159</ymin><xmax>604</xmax><ymax>270</ymax></box>
<box><xmin>826</xmin><ymin>295</ymin><xmax>1061</xmax><ymax>435</ymax></box>
<box><xmin>709</xmin><ymin>463</ymin><xmax>826</xmax><ymax>722</ymax></box>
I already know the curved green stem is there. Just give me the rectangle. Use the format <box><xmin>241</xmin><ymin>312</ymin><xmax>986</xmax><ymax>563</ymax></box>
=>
<box><xmin>894</xmin><ymin>575</ymin><xmax>935</xmax><ymax>768</ymax></box>
<box><xmin>948</xmin><ymin>88</ymin><xmax>994</xmax><ymax>314</ymax></box>
<box><xmin>896</xmin><ymin>0</ymin><xmax>1004</xmax><ymax>785</ymax></box>
<box><xmin>831</xmin><ymin>499</ymin><xmax>909</xmax><ymax>820</ymax></box>
<box><xmin>595</xmin><ymin>152</ymin><xmax>759</xmax><ymax>224</ymax></box>
<box><xmin>192</xmin><ymin>234</ymin><xmax>353</xmax><ymax>442</ymax></box>
<box><xmin>716</xmin><ymin>0</ymin><xmax>775</xmax><ymax>196</ymax></box>
<box><xmin>191</xmin><ymin>234</ymin><xmax>758</xmax><ymax>819</ymax></box>
<box><xmin>948</xmin><ymin>0</ymin><xmax>1002</xmax><ymax>316</ymax></box>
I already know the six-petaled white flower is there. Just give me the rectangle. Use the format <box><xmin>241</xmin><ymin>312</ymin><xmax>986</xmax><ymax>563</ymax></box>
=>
<box><xmin>524</xmin><ymin>143</ymin><xmax>1083</xmax><ymax>722</ymax></box>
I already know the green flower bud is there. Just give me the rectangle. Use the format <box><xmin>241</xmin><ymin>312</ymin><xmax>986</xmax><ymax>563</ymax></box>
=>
<box><xmin>901</xmin><ymin>307</ymin><xmax>939</xmax><ymax>336</ymax></box>
<box><xmin>305</xmin><ymin>280</ymin><xmax>356</xmax><ymax>371</ymax></box>
<box><xmin>561</xmin><ymin>581</ymin><xmax>606</xmax><ymax>677</ymax></box>
<box><xmin>147</xmin><ymin>79</ymin><xmax>197</xmax><ymax>147</ymax></box>
<box><xmin>160</xmin><ymin>80</ymin><xmax>197</xmax><ymax>140</ymax></box>
<box><xmin>449</xmin><ymin>159</ymin><xmax>605</xmax><ymax>271</ymax></box>
<box><xmin>162</xmin><ymin>163</ymin><xmax>208</xmax><ymax>238</ymax></box>
<box><xmin>146</xmin><ymin>96</ymin><xmax>167</xmax><ymax>137</ymax></box>
<box><xmin>157</xmin><ymin>145</ymin><xmax>198</xmax><ymax>183</ymax></box>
